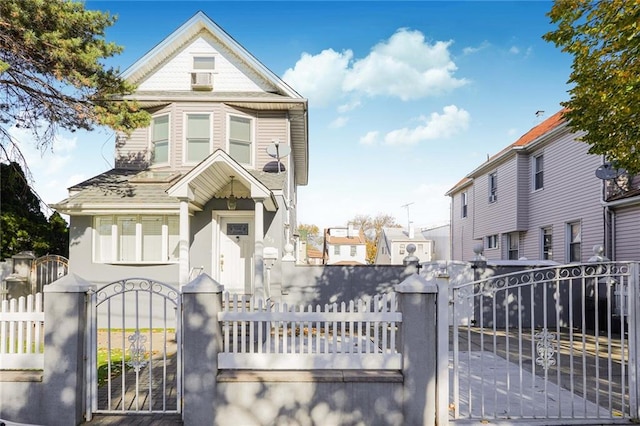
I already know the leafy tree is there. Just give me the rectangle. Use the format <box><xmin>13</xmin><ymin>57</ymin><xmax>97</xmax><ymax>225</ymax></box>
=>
<box><xmin>0</xmin><ymin>162</ymin><xmax>68</xmax><ymax>259</ymax></box>
<box><xmin>349</xmin><ymin>213</ymin><xmax>401</xmax><ymax>264</ymax></box>
<box><xmin>297</xmin><ymin>223</ymin><xmax>322</xmax><ymax>249</ymax></box>
<box><xmin>543</xmin><ymin>0</ymin><xmax>640</xmax><ymax>174</ymax></box>
<box><xmin>0</xmin><ymin>0</ymin><xmax>149</xmax><ymax>166</ymax></box>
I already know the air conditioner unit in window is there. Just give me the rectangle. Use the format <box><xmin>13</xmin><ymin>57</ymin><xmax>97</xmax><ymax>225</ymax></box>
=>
<box><xmin>191</xmin><ymin>72</ymin><xmax>213</xmax><ymax>91</ymax></box>
<box><xmin>489</xmin><ymin>193</ymin><xmax>497</xmax><ymax>203</ymax></box>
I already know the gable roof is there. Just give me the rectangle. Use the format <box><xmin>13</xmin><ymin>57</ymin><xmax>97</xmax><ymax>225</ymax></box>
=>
<box><xmin>446</xmin><ymin>109</ymin><xmax>568</xmax><ymax>195</ymax></box>
<box><xmin>122</xmin><ymin>11</ymin><xmax>301</xmax><ymax>99</ymax></box>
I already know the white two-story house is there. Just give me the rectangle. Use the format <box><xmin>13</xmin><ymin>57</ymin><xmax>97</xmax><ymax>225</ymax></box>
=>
<box><xmin>53</xmin><ymin>12</ymin><xmax>308</xmax><ymax>294</ymax></box>
<box><xmin>446</xmin><ymin>109</ymin><xmax>640</xmax><ymax>263</ymax></box>
<box><xmin>323</xmin><ymin>225</ymin><xmax>367</xmax><ymax>265</ymax></box>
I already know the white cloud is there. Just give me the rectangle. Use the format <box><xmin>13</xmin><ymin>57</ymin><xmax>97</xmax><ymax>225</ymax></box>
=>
<box><xmin>383</xmin><ymin>105</ymin><xmax>470</xmax><ymax>145</ymax></box>
<box><xmin>337</xmin><ymin>100</ymin><xmax>361</xmax><ymax>113</ymax></box>
<box><xmin>509</xmin><ymin>46</ymin><xmax>520</xmax><ymax>55</ymax></box>
<box><xmin>9</xmin><ymin>125</ymin><xmax>77</xmax><ymax>178</ymax></box>
<box><xmin>282</xmin><ymin>49</ymin><xmax>353</xmax><ymax>107</ymax></box>
<box><xmin>329</xmin><ymin>116</ymin><xmax>349</xmax><ymax>129</ymax></box>
<box><xmin>359</xmin><ymin>131</ymin><xmax>379</xmax><ymax>145</ymax></box>
<box><xmin>282</xmin><ymin>28</ymin><xmax>467</xmax><ymax>107</ymax></box>
<box><xmin>463</xmin><ymin>41</ymin><xmax>490</xmax><ymax>55</ymax></box>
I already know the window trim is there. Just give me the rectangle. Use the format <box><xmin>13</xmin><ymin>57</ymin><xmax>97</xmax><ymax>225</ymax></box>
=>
<box><xmin>461</xmin><ymin>191</ymin><xmax>468</xmax><ymax>218</ymax></box>
<box><xmin>541</xmin><ymin>226</ymin><xmax>553</xmax><ymax>260</ymax></box>
<box><xmin>567</xmin><ymin>221</ymin><xmax>582</xmax><ymax>263</ymax></box>
<box><xmin>227</xmin><ymin>113</ymin><xmax>255</xmax><ymax>167</ymax></box>
<box><xmin>192</xmin><ymin>55</ymin><xmax>216</xmax><ymax>71</ymax></box>
<box><xmin>507</xmin><ymin>232</ymin><xmax>519</xmax><ymax>260</ymax></box>
<box><xmin>488</xmin><ymin>172</ymin><xmax>497</xmax><ymax>203</ymax></box>
<box><xmin>183</xmin><ymin>112</ymin><xmax>213</xmax><ymax>165</ymax></box>
<box><xmin>486</xmin><ymin>234</ymin><xmax>498</xmax><ymax>250</ymax></box>
<box><xmin>149</xmin><ymin>113</ymin><xmax>170</xmax><ymax>166</ymax></box>
<box><xmin>533</xmin><ymin>153</ymin><xmax>544</xmax><ymax>191</ymax></box>
<box><xmin>93</xmin><ymin>215</ymin><xmax>180</xmax><ymax>264</ymax></box>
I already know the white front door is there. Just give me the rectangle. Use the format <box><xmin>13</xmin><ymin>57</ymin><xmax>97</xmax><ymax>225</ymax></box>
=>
<box><xmin>219</xmin><ymin>216</ymin><xmax>254</xmax><ymax>294</ymax></box>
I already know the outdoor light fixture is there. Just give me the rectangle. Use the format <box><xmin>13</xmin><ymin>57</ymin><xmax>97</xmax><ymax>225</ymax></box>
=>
<box><xmin>227</xmin><ymin>176</ymin><xmax>237</xmax><ymax>210</ymax></box>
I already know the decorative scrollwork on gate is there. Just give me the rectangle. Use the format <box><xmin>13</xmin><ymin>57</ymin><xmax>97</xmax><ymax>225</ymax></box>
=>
<box><xmin>534</xmin><ymin>328</ymin><xmax>558</xmax><ymax>370</ymax></box>
<box><xmin>127</xmin><ymin>330</ymin><xmax>148</xmax><ymax>372</ymax></box>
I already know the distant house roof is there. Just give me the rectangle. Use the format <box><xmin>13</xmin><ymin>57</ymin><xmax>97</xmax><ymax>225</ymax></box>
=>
<box><xmin>445</xmin><ymin>109</ymin><xmax>568</xmax><ymax>196</ymax></box>
<box><xmin>324</xmin><ymin>228</ymin><xmax>366</xmax><ymax>245</ymax></box>
<box><xmin>306</xmin><ymin>247</ymin><xmax>323</xmax><ymax>259</ymax></box>
<box><xmin>382</xmin><ymin>227</ymin><xmax>432</xmax><ymax>242</ymax></box>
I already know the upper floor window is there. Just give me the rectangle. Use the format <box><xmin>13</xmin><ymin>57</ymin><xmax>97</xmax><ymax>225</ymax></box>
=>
<box><xmin>150</xmin><ymin>114</ymin><xmax>169</xmax><ymax>165</ymax></box>
<box><xmin>193</xmin><ymin>56</ymin><xmax>215</xmax><ymax>70</ymax></box>
<box><xmin>94</xmin><ymin>215</ymin><xmax>179</xmax><ymax>264</ymax></box>
<box><xmin>399</xmin><ymin>244</ymin><xmax>405</xmax><ymax>255</ymax></box>
<box><xmin>541</xmin><ymin>227</ymin><xmax>553</xmax><ymax>260</ymax></box>
<box><xmin>533</xmin><ymin>154</ymin><xmax>544</xmax><ymax>190</ymax></box>
<box><xmin>350</xmin><ymin>245</ymin><xmax>357</xmax><ymax>256</ymax></box>
<box><xmin>567</xmin><ymin>221</ymin><xmax>581</xmax><ymax>262</ymax></box>
<box><xmin>488</xmin><ymin>172</ymin><xmax>497</xmax><ymax>203</ymax></box>
<box><xmin>186</xmin><ymin>113</ymin><xmax>211</xmax><ymax>163</ymax></box>
<box><xmin>461</xmin><ymin>192</ymin><xmax>468</xmax><ymax>218</ymax></box>
<box><xmin>507</xmin><ymin>232</ymin><xmax>519</xmax><ymax>260</ymax></box>
<box><xmin>486</xmin><ymin>234</ymin><xmax>498</xmax><ymax>250</ymax></box>
<box><xmin>333</xmin><ymin>245</ymin><xmax>340</xmax><ymax>255</ymax></box>
<box><xmin>228</xmin><ymin>115</ymin><xmax>253</xmax><ymax>165</ymax></box>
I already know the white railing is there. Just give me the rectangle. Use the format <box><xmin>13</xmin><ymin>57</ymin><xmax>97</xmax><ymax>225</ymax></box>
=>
<box><xmin>218</xmin><ymin>292</ymin><xmax>402</xmax><ymax>370</ymax></box>
<box><xmin>0</xmin><ymin>293</ymin><xmax>44</xmax><ymax>369</ymax></box>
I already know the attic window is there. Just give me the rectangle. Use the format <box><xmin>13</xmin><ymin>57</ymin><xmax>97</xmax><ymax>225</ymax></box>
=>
<box><xmin>193</xmin><ymin>56</ymin><xmax>215</xmax><ymax>70</ymax></box>
<box><xmin>191</xmin><ymin>56</ymin><xmax>214</xmax><ymax>91</ymax></box>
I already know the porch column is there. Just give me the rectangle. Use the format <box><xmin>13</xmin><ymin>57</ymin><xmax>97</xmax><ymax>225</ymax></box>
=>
<box><xmin>254</xmin><ymin>197</ymin><xmax>265</xmax><ymax>298</ymax></box>
<box><xmin>179</xmin><ymin>197</ymin><xmax>190</xmax><ymax>287</ymax></box>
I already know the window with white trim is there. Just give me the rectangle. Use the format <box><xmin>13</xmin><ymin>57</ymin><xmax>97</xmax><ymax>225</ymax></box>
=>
<box><xmin>186</xmin><ymin>113</ymin><xmax>211</xmax><ymax>163</ymax></box>
<box><xmin>461</xmin><ymin>191</ymin><xmax>468</xmax><ymax>218</ymax></box>
<box><xmin>488</xmin><ymin>172</ymin><xmax>497</xmax><ymax>202</ymax></box>
<box><xmin>399</xmin><ymin>244</ymin><xmax>405</xmax><ymax>255</ymax></box>
<box><xmin>193</xmin><ymin>56</ymin><xmax>215</xmax><ymax>70</ymax></box>
<box><xmin>150</xmin><ymin>114</ymin><xmax>169</xmax><ymax>165</ymax></box>
<box><xmin>567</xmin><ymin>221</ymin><xmax>581</xmax><ymax>262</ymax></box>
<box><xmin>486</xmin><ymin>234</ymin><xmax>498</xmax><ymax>250</ymax></box>
<box><xmin>94</xmin><ymin>215</ymin><xmax>179</xmax><ymax>263</ymax></box>
<box><xmin>350</xmin><ymin>245</ymin><xmax>357</xmax><ymax>256</ymax></box>
<box><xmin>533</xmin><ymin>154</ymin><xmax>544</xmax><ymax>190</ymax></box>
<box><xmin>507</xmin><ymin>232</ymin><xmax>519</xmax><ymax>260</ymax></box>
<box><xmin>333</xmin><ymin>245</ymin><xmax>340</xmax><ymax>255</ymax></box>
<box><xmin>228</xmin><ymin>115</ymin><xmax>253</xmax><ymax>165</ymax></box>
<box><xmin>541</xmin><ymin>227</ymin><xmax>552</xmax><ymax>260</ymax></box>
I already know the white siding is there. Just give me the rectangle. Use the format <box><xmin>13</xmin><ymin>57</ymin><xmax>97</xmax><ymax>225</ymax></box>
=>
<box><xmin>614</xmin><ymin>205</ymin><xmax>640</xmax><ymax>261</ymax></box>
<box><xmin>138</xmin><ymin>34</ymin><xmax>275</xmax><ymax>93</ymax></box>
<box><xmin>450</xmin><ymin>187</ymin><xmax>477</xmax><ymax>261</ymax></box>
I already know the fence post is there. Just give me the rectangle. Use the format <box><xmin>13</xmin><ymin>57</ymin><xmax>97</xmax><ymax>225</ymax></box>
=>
<box><xmin>629</xmin><ymin>262</ymin><xmax>640</xmax><ymax>420</ymax></box>
<box><xmin>395</xmin><ymin>273</ymin><xmax>438</xmax><ymax>426</ymax></box>
<box><xmin>42</xmin><ymin>273</ymin><xmax>93</xmax><ymax>426</ymax></box>
<box><xmin>182</xmin><ymin>273</ymin><xmax>223</xmax><ymax>425</ymax></box>
<box><xmin>280</xmin><ymin>243</ymin><xmax>296</xmax><ymax>295</ymax></box>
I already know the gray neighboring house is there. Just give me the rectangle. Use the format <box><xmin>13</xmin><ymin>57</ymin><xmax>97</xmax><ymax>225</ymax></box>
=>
<box><xmin>53</xmin><ymin>12</ymin><xmax>308</xmax><ymax>293</ymax></box>
<box><xmin>374</xmin><ymin>223</ymin><xmax>451</xmax><ymax>265</ymax></box>
<box><xmin>446</xmin><ymin>109</ymin><xmax>640</xmax><ymax>262</ymax></box>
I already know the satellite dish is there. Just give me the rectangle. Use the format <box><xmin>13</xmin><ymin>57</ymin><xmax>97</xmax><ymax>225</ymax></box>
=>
<box><xmin>266</xmin><ymin>140</ymin><xmax>291</xmax><ymax>158</ymax></box>
<box><xmin>265</xmin><ymin>140</ymin><xmax>291</xmax><ymax>174</ymax></box>
<box><xmin>595</xmin><ymin>163</ymin><xmax>625</xmax><ymax>180</ymax></box>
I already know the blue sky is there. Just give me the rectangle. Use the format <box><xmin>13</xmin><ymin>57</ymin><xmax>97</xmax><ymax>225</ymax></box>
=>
<box><xmin>17</xmin><ymin>1</ymin><xmax>572</xmax><ymax>231</ymax></box>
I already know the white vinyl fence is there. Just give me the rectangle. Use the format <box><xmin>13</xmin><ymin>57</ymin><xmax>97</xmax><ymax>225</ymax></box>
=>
<box><xmin>218</xmin><ymin>292</ymin><xmax>402</xmax><ymax>370</ymax></box>
<box><xmin>0</xmin><ymin>293</ymin><xmax>44</xmax><ymax>369</ymax></box>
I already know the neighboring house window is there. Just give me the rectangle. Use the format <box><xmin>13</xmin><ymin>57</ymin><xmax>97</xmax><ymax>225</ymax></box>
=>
<box><xmin>567</xmin><ymin>221</ymin><xmax>581</xmax><ymax>262</ymax></box>
<box><xmin>150</xmin><ymin>114</ymin><xmax>169</xmax><ymax>165</ymax></box>
<box><xmin>418</xmin><ymin>243</ymin><xmax>423</xmax><ymax>253</ymax></box>
<box><xmin>533</xmin><ymin>154</ymin><xmax>544</xmax><ymax>190</ymax></box>
<box><xmin>399</xmin><ymin>244</ymin><xmax>405</xmax><ymax>255</ymax></box>
<box><xmin>94</xmin><ymin>215</ymin><xmax>179</xmax><ymax>263</ymax></box>
<box><xmin>486</xmin><ymin>234</ymin><xmax>498</xmax><ymax>250</ymax></box>
<box><xmin>333</xmin><ymin>245</ymin><xmax>340</xmax><ymax>255</ymax></box>
<box><xmin>507</xmin><ymin>232</ymin><xmax>519</xmax><ymax>260</ymax></box>
<box><xmin>541</xmin><ymin>227</ymin><xmax>553</xmax><ymax>260</ymax></box>
<box><xmin>186</xmin><ymin>113</ymin><xmax>211</xmax><ymax>163</ymax></box>
<box><xmin>488</xmin><ymin>172</ymin><xmax>497</xmax><ymax>202</ymax></box>
<box><xmin>350</xmin><ymin>245</ymin><xmax>357</xmax><ymax>256</ymax></box>
<box><xmin>461</xmin><ymin>192</ymin><xmax>468</xmax><ymax>218</ymax></box>
<box><xmin>228</xmin><ymin>115</ymin><xmax>253</xmax><ymax>165</ymax></box>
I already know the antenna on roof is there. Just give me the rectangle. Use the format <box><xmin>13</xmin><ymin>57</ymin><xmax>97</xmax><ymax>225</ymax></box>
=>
<box><xmin>401</xmin><ymin>202</ymin><xmax>414</xmax><ymax>231</ymax></box>
<box><xmin>535</xmin><ymin>110</ymin><xmax>545</xmax><ymax>117</ymax></box>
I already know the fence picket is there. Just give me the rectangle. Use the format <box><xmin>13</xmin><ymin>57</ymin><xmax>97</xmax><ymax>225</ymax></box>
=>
<box><xmin>217</xmin><ymin>291</ymin><xmax>402</xmax><ymax>370</ymax></box>
<box><xmin>0</xmin><ymin>292</ymin><xmax>44</xmax><ymax>369</ymax></box>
